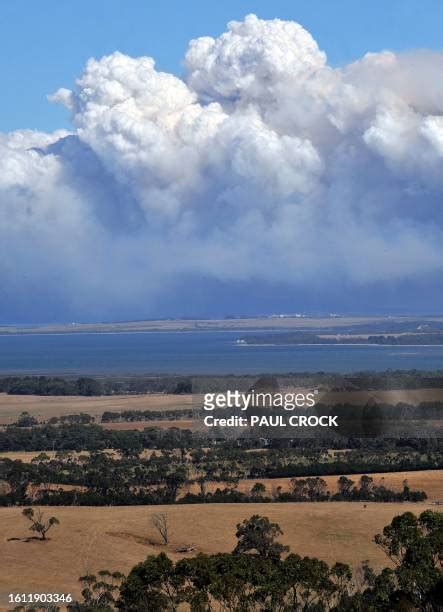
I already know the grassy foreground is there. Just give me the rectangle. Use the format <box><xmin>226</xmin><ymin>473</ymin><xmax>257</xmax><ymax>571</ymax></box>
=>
<box><xmin>0</xmin><ymin>501</ymin><xmax>436</xmax><ymax>605</ymax></box>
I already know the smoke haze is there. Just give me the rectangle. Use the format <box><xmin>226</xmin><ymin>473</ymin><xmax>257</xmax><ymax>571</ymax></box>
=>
<box><xmin>2</xmin><ymin>14</ymin><xmax>443</xmax><ymax>322</ymax></box>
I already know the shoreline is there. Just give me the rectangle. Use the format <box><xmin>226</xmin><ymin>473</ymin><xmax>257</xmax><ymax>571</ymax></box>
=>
<box><xmin>1</xmin><ymin>314</ymin><xmax>442</xmax><ymax>336</ymax></box>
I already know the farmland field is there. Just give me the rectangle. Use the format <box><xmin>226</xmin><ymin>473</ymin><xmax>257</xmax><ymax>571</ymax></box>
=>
<box><xmin>1</xmin><ymin>387</ymin><xmax>443</xmax><ymax>426</ymax></box>
<box><xmin>0</xmin><ymin>382</ymin><xmax>441</xmax><ymax>607</ymax></box>
<box><xmin>0</xmin><ymin>393</ymin><xmax>191</xmax><ymax>424</ymax></box>
<box><xmin>0</xmin><ymin>501</ymin><xmax>436</xmax><ymax>605</ymax></box>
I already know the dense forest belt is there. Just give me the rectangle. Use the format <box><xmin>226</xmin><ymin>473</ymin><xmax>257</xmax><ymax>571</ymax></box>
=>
<box><xmin>3</xmin><ymin>370</ymin><xmax>443</xmax><ymax>399</ymax></box>
<box><xmin>0</xmin><ymin>421</ymin><xmax>442</xmax><ymax>455</ymax></box>
<box><xmin>0</xmin><ymin>433</ymin><xmax>441</xmax><ymax>506</ymax></box>
<box><xmin>0</xmin><ymin>418</ymin><xmax>442</xmax><ymax>450</ymax></box>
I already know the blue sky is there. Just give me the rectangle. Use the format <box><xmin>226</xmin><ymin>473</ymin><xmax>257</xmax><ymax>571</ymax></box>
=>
<box><xmin>1</xmin><ymin>0</ymin><xmax>442</xmax><ymax>133</ymax></box>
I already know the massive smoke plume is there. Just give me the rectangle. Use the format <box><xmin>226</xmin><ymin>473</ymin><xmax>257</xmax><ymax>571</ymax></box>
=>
<box><xmin>2</xmin><ymin>14</ymin><xmax>443</xmax><ymax>321</ymax></box>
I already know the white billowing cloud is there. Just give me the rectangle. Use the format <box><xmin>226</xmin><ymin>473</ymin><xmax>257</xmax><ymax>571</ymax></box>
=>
<box><xmin>50</xmin><ymin>52</ymin><xmax>229</xmax><ymax>218</ymax></box>
<box><xmin>1</xmin><ymin>14</ymin><xmax>443</xmax><ymax>320</ymax></box>
<box><xmin>185</xmin><ymin>13</ymin><xmax>326</xmax><ymax>102</ymax></box>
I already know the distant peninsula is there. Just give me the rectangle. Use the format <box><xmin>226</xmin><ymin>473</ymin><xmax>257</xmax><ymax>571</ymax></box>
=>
<box><xmin>238</xmin><ymin>331</ymin><xmax>443</xmax><ymax>346</ymax></box>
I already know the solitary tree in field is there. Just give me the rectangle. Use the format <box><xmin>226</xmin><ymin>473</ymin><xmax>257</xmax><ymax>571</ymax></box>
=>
<box><xmin>152</xmin><ymin>512</ymin><xmax>170</xmax><ymax>545</ymax></box>
<box><xmin>233</xmin><ymin>515</ymin><xmax>289</xmax><ymax>560</ymax></box>
<box><xmin>251</xmin><ymin>482</ymin><xmax>266</xmax><ymax>497</ymax></box>
<box><xmin>22</xmin><ymin>507</ymin><xmax>60</xmax><ymax>540</ymax></box>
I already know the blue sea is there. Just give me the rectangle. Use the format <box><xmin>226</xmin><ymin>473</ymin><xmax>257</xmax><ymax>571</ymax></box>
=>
<box><xmin>0</xmin><ymin>331</ymin><xmax>443</xmax><ymax>374</ymax></box>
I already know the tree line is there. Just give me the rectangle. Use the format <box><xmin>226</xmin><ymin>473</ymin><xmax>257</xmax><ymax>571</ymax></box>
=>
<box><xmin>0</xmin><ymin>449</ymin><xmax>428</xmax><ymax>506</ymax></box>
<box><xmin>3</xmin><ymin>370</ymin><xmax>443</xmax><ymax>397</ymax></box>
<box><xmin>101</xmin><ymin>409</ymin><xmax>195</xmax><ymax>422</ymax></box>
<box><xmin>0</xmin><ymin>375</ymin><xmax>192</xmax><ymax>396</ymax></box>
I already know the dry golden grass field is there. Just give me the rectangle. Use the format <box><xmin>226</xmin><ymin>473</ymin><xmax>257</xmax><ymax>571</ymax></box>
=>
<box><xmin>0</xmin><ymin>393</ymin><xmax>192</xmax><ymax>424</ymax></box>
<box><xmin>0</xmin><ymin>450</ymin><xmax>61</xmax><ymax>462</ymax></box>
<box><xmin>0</xmin><ymin>501</ymin><xmax>437</xmax><ymax>606</ymax></box>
